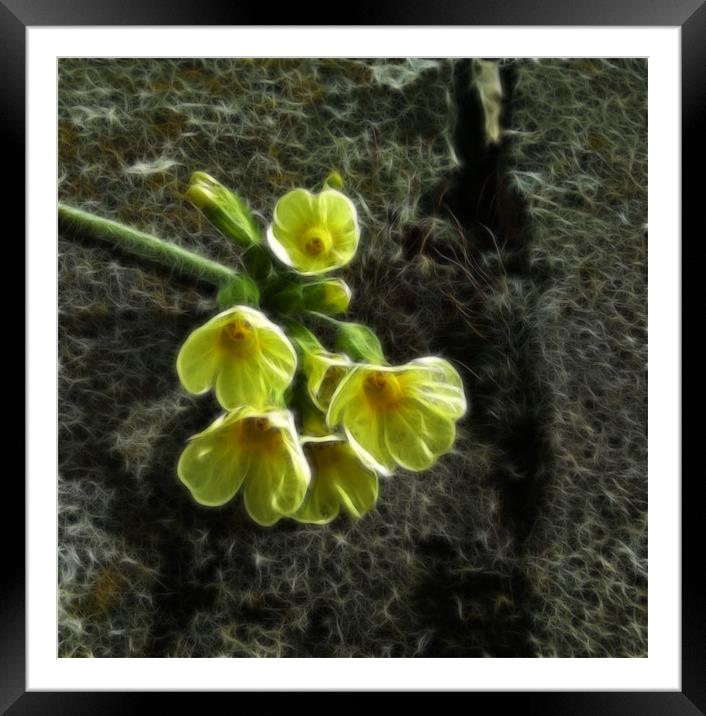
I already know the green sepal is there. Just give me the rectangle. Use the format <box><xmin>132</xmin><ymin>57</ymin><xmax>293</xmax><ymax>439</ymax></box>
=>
<box><xmin>334</xmin><ymin>321</ymin><xmax>385</xmax><ymax>363</ymax></box>
<box><xmin>284</xmin><ymin>321</ymin><xmax>323</xmax><ymax>356</ymax></box>
<box><xmin>266</xmin><ymin>278</ymin><xmax>352</xmax><ymax>318</ymax></box>
<box><xmin>216</xmin><ymin>273</ymin><xmax>260</xmax><ymax>309</ymax></box>
<box><xmin>266</xmin><ymin>283</ymin><xmax>304</xmax><ymax>315</ymax></box>
<box><xmin>301</xmin><ymin>278</ymin><xmax>351</xmax><ymax>315</ymax></box>
<box><xmin>187</xmin><ymin>171</ymin><xmax>262</xmax><ymax>248</ymax></box>
<box><xmin>242</xmin><ymin>244</ymin><xmax>273</xmax><ymax>280</ymax></box>
<box><xmin>322</xmin><ymin>170</ymin><xmax>345</xmax><ymax>191</ymax></box>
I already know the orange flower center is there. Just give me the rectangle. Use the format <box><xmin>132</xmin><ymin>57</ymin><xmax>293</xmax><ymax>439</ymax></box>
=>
<box><xmin>363</xmin><ymin>371</ymin><xmax>402</xmax><ymax>411</ymax></box>
<box><xmin>221</xmin><ymin>318</ymin><xmax>255</xmax><ymax>355</ymax></box>
<box><xmin>306</xmin><ymin>441</ymin><xmax>343</xmax><ymax>471</ymax></box>
<box><xmin>238</xmin><ymin>416</ymin><xmax>283</xmax><ymax>452</ymax></box>
<box><xmin>302</xmin><ymin>227</ymin><xmax>332</xmax><ymax>256</ymax></box>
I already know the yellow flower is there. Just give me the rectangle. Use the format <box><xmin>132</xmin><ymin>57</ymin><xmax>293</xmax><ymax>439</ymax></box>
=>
<box><xmin>176</xmin><ymin>305</ymin><xmax>296</xmax><ymax>410</ymax></box>
<box><xmin>302</xmin><ymin>349</ymin><xmax>353</xmax><ymax>412</ymax></box>
<box><xmin>178</xmin><ymin>407</ymin><xmax>310</xmax><ymax>526</ymax></box>
<box><xmin>266</xmin><ymin>188</ymin><xmax>360</xmax><ymax>275</ymax></box>
<box><xmin>294</xmin><ymin>436</ymin><xmax>379</xmax><ymax>524</ymax></box>
<box><xmin>327</xmin><ymin>357</ymin><xmax>467</xmax><ymax>473</ymax></box>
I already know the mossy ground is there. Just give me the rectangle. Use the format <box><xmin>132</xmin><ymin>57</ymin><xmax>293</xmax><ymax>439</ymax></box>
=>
<box><xmin>58</xmin><ymin>58</ymin><xmax>647</xmax><ymax>657</ymax></box>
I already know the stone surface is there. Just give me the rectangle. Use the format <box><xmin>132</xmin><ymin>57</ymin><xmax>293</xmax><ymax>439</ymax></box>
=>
<box><xmin>58</xmin><ymin>58</ymin><xmax>647</xmax><ymax>658</ymax></box>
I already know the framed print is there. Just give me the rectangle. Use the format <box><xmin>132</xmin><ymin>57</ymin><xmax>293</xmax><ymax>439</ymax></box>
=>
<box><xmin>6</xmin><ymin>0</ymin><xmax>699</xmax><ymax>711</ymax></box>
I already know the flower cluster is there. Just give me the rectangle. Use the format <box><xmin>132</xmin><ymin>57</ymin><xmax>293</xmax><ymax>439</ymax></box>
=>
<box><xmin>176</xmin><ymin>173</ymin><xmax>467</xmax><ymax>526</ymax></box>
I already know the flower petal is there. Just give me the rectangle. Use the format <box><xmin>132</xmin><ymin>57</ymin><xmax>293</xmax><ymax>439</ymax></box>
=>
<box><xmin>383</xmin><ymin>402</ymin><xmax>456</xmax><ymax>472</ymax></box>
<box><xmin>242</xmin><ymin>458</ymin><xmax>282</xmax><ymax>526</ymax></box>
<box><xmin>327</xmin><ymin>367</ymin><xmax>366</xmax><ymax>428</ymax></box>
<box><xmin>345</xmin><ymin>408</ymin><xmax>395</xmax><ymax>474</ymax></box>
<box><xmin>333</xmin><ymin>454</ymin><xmax>379</xmax><ymax>518</ymax></box>
<box><xmin>237</xmin><ymin>409</ymin><xmax>310</xmax><ymax>525</ymax></box>
<box><xmin>273</xmin><ymin>188</ymin><xmax>315</xmax><ymax>234</ymax></box>
<box><xmin>317</xmin><ymin>190</ymin><xmax>359</xmax><ymax>237</ymax></box>
<box><xmin>178</xmin><ymin>431</ymin><xmax>248</xmax><ymax>506</ymax></box>
<box><xmin>215</xmin><ymin>359</ymin><xmax>266</xmax><ymax>410</ymax></box>
<box><xmin>406</xmin><ymin>357</ymin><xmax>467</xmax><ymax>419</ymax></box>
<box><xmin>257</xmin><ymin>327</ymin><xmax>298</xmax><ymax>390</ymax></box>
<box><xmin>176</xmin><ymin>323</ymin><xmax>223</xmax><ymax>395</ymax></box>
<box><xmin>274</xmin><ymin>455</ymin><xmax>311</xmax><ymax>516</ymax></box>
<box><xmin>266</xmin><ymin>225</ymin><xmax>309</xmax><ymax>271</ymax></box>
<box><xmin>268</xmin><ymin>189</ymin><xmax>316</xmax><ymax>271</ymax></box>
<box><xmin>328</xmin><ymin>368</ymin><xmax>394</xmax><ymax>472</ymax></box>
<box><xmin>295</xmin><ymin>478</ymin><xmax>340</xmax><ymax>524</ymax></box>
<box><xmin>295</xmin><ymin>439</ymin><xmax>379</xmax><ymax>524</ymax></box>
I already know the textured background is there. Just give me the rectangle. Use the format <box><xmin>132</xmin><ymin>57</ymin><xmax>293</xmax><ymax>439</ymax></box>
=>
<box><xmin>58</xmin><ymin>58</ymin><xmax>647</xmax><ymax>657</ymax></box>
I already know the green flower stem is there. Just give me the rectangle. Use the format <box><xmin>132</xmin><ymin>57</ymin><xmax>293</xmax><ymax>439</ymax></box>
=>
<box><xmin>58</xmin><ymin>203</ymin><xmax>237</xmax><ymax>286</ymax></box>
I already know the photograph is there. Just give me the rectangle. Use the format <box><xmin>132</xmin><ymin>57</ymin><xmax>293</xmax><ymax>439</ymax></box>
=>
<box><xmin>56</xmin><ymin>57</ymin><xmax>648</xmax><ymax>659</ymax></box>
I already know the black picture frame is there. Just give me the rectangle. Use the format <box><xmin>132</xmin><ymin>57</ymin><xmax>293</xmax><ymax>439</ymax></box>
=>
<box><xmin>6</xmin><ymin>0</ymin><xmax>698</xmax><ymax>712</ymax></box>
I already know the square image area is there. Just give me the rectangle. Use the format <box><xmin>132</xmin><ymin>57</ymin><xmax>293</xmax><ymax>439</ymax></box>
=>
<box><xmin>57</xmin><ymin>58</ymin><xmax>647</xmax><ymax>658</ymax></box>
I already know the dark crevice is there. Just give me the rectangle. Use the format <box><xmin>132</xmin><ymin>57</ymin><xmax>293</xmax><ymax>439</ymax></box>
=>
<box><xmin>445</xmin><ymin>60</ymin><xmax>531</xmax><ymax>256</ymax></box>
<box><xmin>446</xmin><ymin>60</ymin><xmax>551</xmax><ymax>543</ymax></box>
<box><xmin>410</xmin><ymin>59</ymin><xmax>551</xmax><ymax>656</ymax></box>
